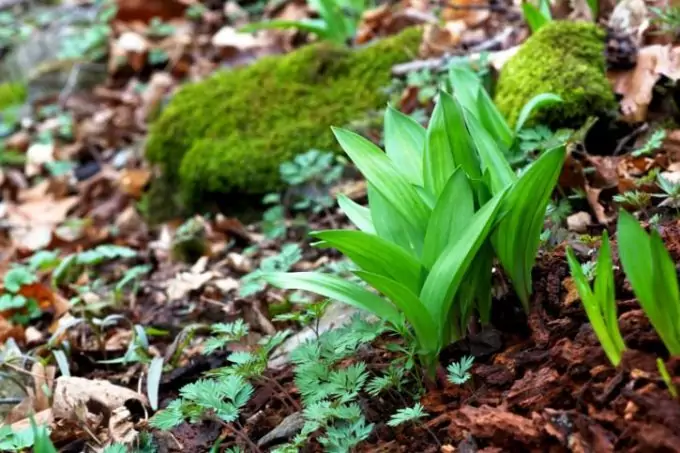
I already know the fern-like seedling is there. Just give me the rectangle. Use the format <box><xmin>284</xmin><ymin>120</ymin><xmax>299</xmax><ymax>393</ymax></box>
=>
<box><xmin>387</xmin><ymin>403</ymin><xmax>428</xmax><ymax>427</ymax></box>
<box><xmin>203</xmin><ymin>319</ymin><xmax>249</xmax><ymax>355</ymax></box>
<box><xmin>447</xmin><ymin>355</ymin><xmax>474</xmax><ymax>385</ymax></box>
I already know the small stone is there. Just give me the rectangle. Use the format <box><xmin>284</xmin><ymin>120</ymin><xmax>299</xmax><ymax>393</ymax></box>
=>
<box><xmin>567</xmin><ymin>211</ymin><xmax>592</xmax><ymax>233</ymax></box>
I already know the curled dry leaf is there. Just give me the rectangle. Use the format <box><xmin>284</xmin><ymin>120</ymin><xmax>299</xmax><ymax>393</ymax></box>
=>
<box><xmin>585</xmin><ymin>184</ymin><xmax>616</xmax><ymax>225</ymax></box>
<box><xmin>441</xmin><ymin>0</ymin><xmax>491</xmax><ymax>27</ymax></box>
<box><xmin>608</xmin><ymin>45</ymin><xmax>680</xmax><ymax>123</ymax></box>
<box><xmin>420</xmin><ymin>21</ymin><xmax>466</xmax><ymax>57</ymax></box>
<box><xmin>52</xmin><ymin>376</ymin><xmax>148</xmax><ymax>421</ymax></box>
<box><xmin>5</xmin><ymin>196</ymin><xmax>79</xmax><ymax>252</ymax></box>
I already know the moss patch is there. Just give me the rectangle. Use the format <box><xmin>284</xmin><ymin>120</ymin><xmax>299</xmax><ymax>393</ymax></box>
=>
<box><xmin>494</xmin><ymin>21</ymin><xmax>616</xmax><ymax>129</ymax></box>
<box><xmin>145</xmin><ymin>27</ymin><xmax>421</xmax><ymax>217</ymax></box>
<box><xmin>0</xmin><ymin>82</ymin><xmax>27</xmax><ymax>110</ymax></box>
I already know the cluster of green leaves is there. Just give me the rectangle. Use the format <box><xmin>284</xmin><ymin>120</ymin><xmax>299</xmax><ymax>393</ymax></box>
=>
<box><xmin>447</xmin><ymin>355</ymin><xmax>474</xmax><ymax>385</ymax></box>
<box><xmin>262</xmin><ymin>149</ymin><xmax>346</xmax><ymax>239</ymax></box>
<box><xmin>52</xmin><ymin>244</ymin><xmax>137</xmax><ymax>287</ymax></box>
<box><xmin>0</xmin><ymin>266</ymin><xmax>41</xmax><ymax>325</ymax></box>
<box><xmin>58</xmin><ymin>1</ymin><xmax>118</xmax><ymax>61</ymax></box>
<box><xmin>567</xmin><ymin>231</ymin><xmax>626</xmax><ymax>366</ymax></box>
<box><xmin>265</xmin><ymin>66</ymin><xmax>565</xmax><ymax>374</ymax></box>
<box><xmin>618</xmin><ymin>210</ymin><xmax>680</xmax><ymax>355</ymax></box>
<box><xmin>243</xmin><ymin>0</ymin><xmax>370</xmax><ymax>45</ymax></box>
<box><xmin>651</xmin><ymin>6</ymin><xmax>680</xmax><ymax>34</ymax></box>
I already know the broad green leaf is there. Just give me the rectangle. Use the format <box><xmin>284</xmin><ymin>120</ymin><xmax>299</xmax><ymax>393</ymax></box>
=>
<box><xmin>492</xmin><ymin>146</ymin><xmax>566</xmax><ymax>310</ymax></box>
<box><xmin>262</xmin><ymin>272</ymin><xmax>401</xmax><ymax>326</ymax></box>
<box><xmin>522</xmin><ymin>2</ymin><xmax>550</xmax><ymax>32</ymax></box>
<box><xmin>467</xmin><ymin>243</ymin><xmax>494</xmax><ymax>325</ymax></box>
<box><xmin>420</xmin><ymin>188</ymin><xmax>507</xmax><ymax>329</ymax></box>
<box><xmin>147</xmin><ymin>356</ymin><xmax>164</xmax><ymax>410</ymax></box>
<box><xmin>476</xmin><ymin>84</ymin><xmax>513</xmax><ymax>149</ymax></box>
<box><xmin>384</xmin><ymin>105</ymin><xmax>425</xmax><ymax>186</ymax></box>
<box><xmin>315</xmin><ymin>0</ymin><xmax>348</xmax><ymax>44</ymax></box>
<box><xmin>354</xmin><ymin>271</ymin><xmax>439</xmax><ymax>355</ymax></box>
<box><xmin>422</xmin><ymin>168</ymin><xmax>474</xmax><ymax>269</ymax></box>
<box><xmin>515</xmin><ymin>93</ymin><xmax>563</xmax><ymax>133</ymax></box>
<box><xmin>368</xmin><ymin>183</ymin><xmax>423</xmax><ymax>256</ymax></box>
<box><xmin>333</xmin><ymin>127</ymin><xmax>431</xmax><ymax>237</ymax></box>
<box><xmin>449</xmin><ymin>65</ymin><xmax>481</xmax><ymax>116</ymax></box>
<box><xmin>586</xmin><ymin>0</ymin><xmax>598</xmax><ymax>19</ymax></box>
<box><xmin>617</xmin><ymin>210</ymin><xmax>656</xmax><ymax>316</ymax></box>
<box><xmin>539</xmin><ymin>0</ymin><xmax>552</xmax><ymax>17</ymax></box>
<box><xmin>423</xmin><ymin>93</ymin><xmax>457</xmax><ymax>197</ymax></box>
<box><xmin>440</xmin><ymin>91</ymin><xmax>481</xmax><ymax>180</ymax></box>
<box><xmin>650</xmin><ymin>231</ymin><xmax>680</xmax><ymax>354</ymax></box>
<box><xmin>464</xmin><ymin>110</ymin><xmax>515</xmax><ymax>194</ymax></box>
<box><xmin>337</xmin><ymin>194</ymin><xmax>375</xmax><ymax>233</ymax></box>
<box><xmin>311</xmin><ymin>230</ymin><xmax>423</xmax><ymax>293</ymax></box>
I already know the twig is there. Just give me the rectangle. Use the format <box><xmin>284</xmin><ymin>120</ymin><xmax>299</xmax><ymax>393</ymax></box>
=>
<box><xmin>391</xmin><ymin>27</ymin><xmax>515</xmax><ymax>76</ymax></box>
<box><xmin>613</xmin><ymin>123</ymin><xmax>648</xmax><ymax>155</ymax></box>
<box><xmin>58</xmin><ymin>62</ymin><xmax>82</xmax><ymax>107</ymax></box>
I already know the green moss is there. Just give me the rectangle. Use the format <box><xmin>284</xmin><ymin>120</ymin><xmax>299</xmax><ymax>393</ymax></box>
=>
<box><xmin>0</xmin><ymin>82</ymin><xmax>27</xmax><ymax>110</ymax></box>
<box><xmin>494</xmin><ymin>21</ymin><xmax>616</xmax><ymax>129</ymax></box>
<box><xmin>145</xmin><ymin>27</ymin><xmax>421</xmax><ymax>216</ymax></box>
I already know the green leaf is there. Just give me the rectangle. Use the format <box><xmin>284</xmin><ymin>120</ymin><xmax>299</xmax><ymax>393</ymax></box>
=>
<box><xmin>423</xmin><ymin>93</ymin><xmax>458</xmax><ymax>197</ymax></box>
<box><xmin>150</xmin><ymin>399</ymin><xmax>184</xmax><ymax>430</ymax></box>
<box><xmin>422</xmin><ymin>168</ymin><xmax>474</xmax><ymax>270</ymax></box>
<box><xmin>384</xmin><ymin>105</ymin><xmax>425</xmax><ymax>186</ymax></box>
<box><xmin>448</xmin><ymin>65</ymin><xmax>481</xmax><ymax>116</ymax></box>
<box><xmin>263</xmin><ymin>272</ymin><xmax>402</xmax><ymax>327</ymax></box>
<box><xmin>354</xmin><ymin>271</ymin><xmax>439</xmax><ymax>356</ymax></box>
<box><xmin>514</xmin><ymin>93</ymin><xmax>563</xmax><ymax>133</ymax></box>
<box><xmin>440</xmin><ymin>92</ymin><xmax>481</xmax><ymax>180</ymax></box>
<box><xmin>476</xmin><ymin>83</ymin><xmax>513</xmax><ymax>149</ymax></box>
<box><xmin>566</xmin><ymin>231</ymin><xmax>625</xmax><ymax>366</ymax></box>
<box><xmin>522</xmin><ymin>2</ymin><xmax>551</xmax><ymax>32</ymax></box>
<box><xmin>311</xmin><ymin>230</ymin><xmax>424</xmax><ymax>294</ymax></box>
<box><xmin>492</xmin><ymin>146</ymin><xmax>565</xmax><ymax>310</ymax></box>
<box><xmin>464</xmin><ymin>109</ymin><xmax>515</xmax><ymax>194</ymax></box>
<box><xmin>333</xmin><ymin>127</ymin><xmax>431</xmax><ymax>238</ymax></box>
<box><xmin>420</xmin><ymin>188</ymin><xmax>507</xmax><ymax>330</ymax></box>
<box><xmin>336</xmin><ymin>194</ymin><xmax>375</xmax><ymax>234</ymax></box>
<box><xmin>4</xmin><ymin>267</ymin><xmax>36</xmax><ymax>292</ymax></box>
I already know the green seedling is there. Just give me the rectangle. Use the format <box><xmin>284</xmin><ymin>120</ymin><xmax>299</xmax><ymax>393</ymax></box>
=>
<box><xmin>567</xmin><ymin>231</ymin><xmax>626</xmax><ymax>366</ymax></box>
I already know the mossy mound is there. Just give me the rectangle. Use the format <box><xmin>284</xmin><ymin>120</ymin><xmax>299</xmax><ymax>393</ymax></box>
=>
<box><xmin>145</xmin><ymin>27</ymin><xmax>421</xmax><ymax>217</ymax></box>
<box><xmin>494</xmin><ymin>21</ymin><xmax>616</xmax><ymax>129</ymax></box>
<box><xmin>0</xmin><ymin>82</ymin><xmax>27</xmax><ymax>110</ymax></box>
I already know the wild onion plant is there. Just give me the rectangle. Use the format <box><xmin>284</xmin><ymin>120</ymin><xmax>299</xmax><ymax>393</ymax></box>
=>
<box><xmin>265</xmin><ymin>68</ymin><xmax>565</xmax><ymax>375</ymax></box>
<box><xmin>618</xmin><ymin>210</ymin><xmax>680</xmax><ymax>355</ymax></box>
<box><xmin>567</xmin><ymin>231</ymin><xmax>626</xmax><ymax>366</ymax></box>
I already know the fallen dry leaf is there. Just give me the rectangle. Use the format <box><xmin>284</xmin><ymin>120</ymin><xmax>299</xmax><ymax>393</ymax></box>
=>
<box><xmin>441</xmin><ymin>0</ymin><xmax>490</xmax><ymax>27</ymax></box>
<box><xmin>114</xmin><ymin>0</ymin><xmax>190</xmax><ymax>24</ymax></box>
<box><xmin>609</xmin><ymin>45</ymin><xmax>680</xmax><ymax>123</ymax></box>
<box><xmin>420</xmin><ymin>21</ymin><xmax>466</xmax><ymax>57</ymax></box>
<box><xmin>118</xmin><ymin>168</ymin><xmax>151</xmax><ymax>198</ymax></box>
<box><xmin>5</xmin><ymin>196</ymin><xmax>79</xmax><ymax>252</ymax></box>
<box><xmin>52</xmin><ymin>376</ymin><xmax>148</xmax><ymax>422</ymax></box>
<box><xmin>25</xmin><ymin>143</ymin><xmax>55</xmax><ymax>178</ymax></box>
<box><xmin>567</xmin><ymin>211</ymin><xmax>592</xmax><ymax>233</ymax></box>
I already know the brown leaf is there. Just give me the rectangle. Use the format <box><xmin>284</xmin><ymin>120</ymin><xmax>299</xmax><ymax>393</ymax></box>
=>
<box><xmin>118</xmin><ymin>168</ymin><xmax>151</xmax><ymax>198</ymax></box>
<box><xmin>6</xmin><ymin>196</ymin><xmax>78</xmax><ymax>252</ymax></box>
<box><xmin>608</xmin><ymin>45</ymin><xmax>680</xmax><ymax>123</ymax></box>
<box><xmin>114</xmin><ymin>0</ymin><xmax>190</xmax><ymax>24</ymax></box>
<box><xmin>449</xmin><ymin>405</ymin><xmax>540</xmax><ymax>444</ymax></box>
<box><xmin>585</xmin><ymin>184</ymin><xmax>616</xmax><ymax>225</ymax></box>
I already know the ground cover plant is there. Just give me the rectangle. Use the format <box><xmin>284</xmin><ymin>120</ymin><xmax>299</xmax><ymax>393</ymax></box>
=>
<box><xmin>1</xmin><ymin>0</ymin><xmax>680</xmax><ymax>452</ymax></box>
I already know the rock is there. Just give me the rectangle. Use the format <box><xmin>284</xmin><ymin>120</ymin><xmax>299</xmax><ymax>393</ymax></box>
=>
<box><xmin>494</xmin><ymin>21</ymin><xmax>616</xmax><ymax>129</ymax></box>
<box><xmin>257</xmin><ymin>411</ymin><xmax>305</xmax><ymax>448</ymax></box>
<box><xmin>144</xmin><ymin>27</ymin><xmax>423</xmax><ymax>221</ymax></box>
<box><xmin>567</xmin><ymin>211</ymin><xmax>592</xmax><ymax>233</ymax></box>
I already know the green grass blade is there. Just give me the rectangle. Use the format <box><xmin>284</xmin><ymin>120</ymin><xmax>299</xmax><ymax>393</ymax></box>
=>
<box><xmin>422</xmin><ymin>168</ymin><xmax>474</xmax><ymax>270</ymax></box>
<box><xmin>354</xmin><ymin>270</ymin><xmax>439</xmax><ymax>356</ymax></box>
<box><xmin>420</xmin><ymin>188</ymin><xmax>507</xmax><ymax>333</ymax></box>
<box><xmin>337</xmin><ymin>194</ymin><xmax>375</xmax><ymax>234</ymax></box>
<box><xmin>311</xmin><ymin>230</ymin><xmax>424</xmax><ymax>293</ymax></box>
<box><xmin>514</xmin><ymin>93</ymin><xmax>562</xmax><ymax>133</ymax></box>
<box><xmin>423</xmin><ymin>93</ymin><xmax>457</xmax><ymax>197</ymax></box>
<box><xmin>566</xmin><ymin>247</ymin><xmax>622</xmax><ymax>366</ymax></box>
<box><xmin>263</xmin><ymin>272</ymin><xmax>401</xmax><ymax>326</ymax></box>
<box><xmin>492</xmin><ymin>146</ymin><xmax>566</xmax><ymax>310</ymax></box>
<box><xmin>384</xmin><ymin>105</ymin><xmax>425</xmax><ymax>186</ymax></box>
<box><xmin>333</xmin><ymin>127</ymin><xmax>431</xmax><ymax>236</ymax></box>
